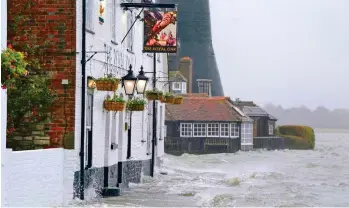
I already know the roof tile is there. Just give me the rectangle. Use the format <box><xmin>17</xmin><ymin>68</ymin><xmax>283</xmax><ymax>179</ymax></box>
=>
<box><xmin>165</xmin><ymin>96</ymin><xmax>242</xmax><ymax>121</ymax></box>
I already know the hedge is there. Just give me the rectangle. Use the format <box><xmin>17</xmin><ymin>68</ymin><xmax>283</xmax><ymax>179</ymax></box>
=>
<box><xmin>276</xmin><ymin>125</ymin><xmax>315</xmax><ymax>150</ymax></box>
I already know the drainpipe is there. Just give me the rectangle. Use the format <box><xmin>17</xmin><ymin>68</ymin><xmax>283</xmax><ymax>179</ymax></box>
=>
<box><xmin>150</xmin><ymin>53</ymin><xmax>157</xmax><ymax>177</ymax></box>
<box><xmin>79</xmin><ymin>0</ymin><xmax>87</xmax><ymax>200</ymax></box>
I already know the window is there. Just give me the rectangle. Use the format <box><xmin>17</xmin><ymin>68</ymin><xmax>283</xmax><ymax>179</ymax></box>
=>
<box><xmin>180</xmin><ymin>123</ymin><xmax>192</xmax><ymax>137</ymax></box>
<box><xmin>193</xmin><ymin>123</ymin><xmax>206</xmax><ymax>137</ymax></box>
<box><xmin>111</xmin><ymin>0</ymin><xmax>117</xmax><ymax>41</ymax></box>
<box><xmin>241</xmin><ymin>123</ymin><xmax>253</xmax><ymax>144</ymax></box>
<box><xmin>86</xmin><ymin>0</ymin><xmax>94</xmax><ymax>31</ymax></box>
<box><xmin>173</xmin><ymin>82</ymin><xmax>180</xmax><ymax>90</ymax></box>
<box><xmin>126</xmin><ymin>11</ymin><xmax>134</xmax><ymax>51</ymax></box>
<box><xmin>230</xmin><ymin>123</ymin><xmax>239</xmax><ymax>137</ymax></box>
<box><xmin>198</xmin><ymin>81</ymin><xmax>211</xmax><ymax>95</ymax></box>
<box><xmin>269</xmin><ymin>124</ymin><xmax>274</xmax><ymax>135</ymax></box>
<box><xmin>182</xmin><ymin>83</ymin><xmax>187</xmax><ymax>93</ymax></box>
<box><xmin>157</xmin><ymin>53</ymin><xmax>161</xmax><ymax>62</ymax></box>
<box><xmin>220</xmin><ymin>123</ymin><xmax>229</xmax><ymax>137</ymax></box>
<box><xmin>207</xmin><ymin>123</ymin><xmax>219</xmax><ymax>137</ymax></box>
<box><xmin>85</xmin><ymin>92</ymin><xmax>93</xmax><ymax>168</ymax></box>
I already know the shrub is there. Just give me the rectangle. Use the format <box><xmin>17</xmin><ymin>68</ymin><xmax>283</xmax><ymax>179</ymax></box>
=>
<box><xmin>276</xmin><ymin>125</ymin><xmax>315</xmax><ymax>149</ymax></box>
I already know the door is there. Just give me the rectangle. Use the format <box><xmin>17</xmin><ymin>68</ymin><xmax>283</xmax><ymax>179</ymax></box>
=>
<box><xmin>85</xmin><ymin>91</ymin><xmax>93</xmax><ymax>169</ymax></box>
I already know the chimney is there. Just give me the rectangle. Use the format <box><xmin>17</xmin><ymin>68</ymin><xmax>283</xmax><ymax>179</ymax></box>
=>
<box><xmin>179</xmin><ymin>57</ymin><xmax>193</xmax><ymax>93</ymax></box>
<box><xmin>197</xmin><ymin>79</ymin><xmax>212</xmax><ymax>97</ymax></box>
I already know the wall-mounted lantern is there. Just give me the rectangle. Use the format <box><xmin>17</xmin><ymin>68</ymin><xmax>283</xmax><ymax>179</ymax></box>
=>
<box><xmin>87</xmin><ymin>76</ymin><xmax>96</xmax><ymax>89</ymax></box>
<box><xmin>136</xmin><ymin>66</ymin><xmax>149</xmax><ymax>95</ymax></box>
<box><xmin>121</xmin><ymin>64</ymin><xmax>137</xmax><ymax>96</ymax></box>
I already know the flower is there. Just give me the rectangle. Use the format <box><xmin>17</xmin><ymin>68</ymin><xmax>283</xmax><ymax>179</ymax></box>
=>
<box><xmin>23</xmin><ymin>70</ymin><xmax>29</xmax><ymax>76</ymax></box>
<box><xmin>1</xmin><ymin>85</ymin><xmax>7</xmax><ymax>89</ymax></box>
<box><xmin>7</xmin><ymin>44</ymin><xmax>13</xmax><ymax>49</ymax></box>
<box><xmin>10</xmin><ymin>65</ymin><xmax>15</xmax><ymax>69</ymax></box>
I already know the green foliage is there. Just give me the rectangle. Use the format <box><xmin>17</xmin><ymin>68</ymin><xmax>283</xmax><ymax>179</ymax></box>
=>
<box><xmin>146</xmin><ymin>89</ymin><xmax>163</xmax><ymax>95</ymax></box>
<box><xmin>1</xmin><ymin>47</ymin><xmax>28</xmax><ymax>86</ymax></box>
<box><xmin>7</xmin><ymin>73</ymin><xmax>57</xmax><ymax>130</ymax></box>
<box><xmin>276</xmin><ymin>125</ymin><xmax>315</xmax><ymax>150</ymax></box>
<box><xmin>106</xmin><ymin>94</ymin><xmax>125</xmax><ymax>103</ymax></box>
<box><xmin>164</xmin><ymin>92</ymin><xmax>174</xmax><ymax>97</ymax></box>
<box><xmin>96</xmin><ymin>77</ymin><xmax>120</xmax><ymax>83</ymax></box>
<box><xmin>127</xmin><ymin>97</ymin><xmax>147</xmax><ymax>105</ymax></box>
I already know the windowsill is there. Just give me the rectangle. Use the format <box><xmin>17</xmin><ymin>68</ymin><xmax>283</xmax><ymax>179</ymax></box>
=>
<box><xmin>126</xmin><ymin>49</ymin><xmax>135</xmax><ymax>54</ymax></box>
<box><xmin>111</xmin><ymin>40</ymin><xmax>118</xmax><ymax>45</ymax></box>
<box><xmin>230</xmin><ymin>136</ymin><xmax>239</xmax><ymax>139</ymax></box>
<box><xmin>126</xmin><ymin>157</ymin><xmax>134</xmax><ymax>160</ymax></box>
<box><xmin>86</xmin><ymin>28</ymin><xmax>95</xmax><ymax>35</ymax></box>
<box><xmin>241</xmin><ymin>143</ymin><xmax>253</xmax><ymax>145</ymax></box>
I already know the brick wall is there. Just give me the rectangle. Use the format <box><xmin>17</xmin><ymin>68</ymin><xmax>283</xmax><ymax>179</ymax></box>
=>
<box><xmin>7</xmin><ymin>0</ymin><xmax>76</xmax><ymax>148</ymax></box>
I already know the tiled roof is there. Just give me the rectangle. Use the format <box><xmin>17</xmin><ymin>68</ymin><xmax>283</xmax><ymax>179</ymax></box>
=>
<box><xmin>182</xmin><ymin>93</ymin><xmax>209</xmax><ymax>97</ymax></box>
<box><xmin>165</xmin><ymin>96</ymin><xmax>243</xmax><ymax>122</ymax></box>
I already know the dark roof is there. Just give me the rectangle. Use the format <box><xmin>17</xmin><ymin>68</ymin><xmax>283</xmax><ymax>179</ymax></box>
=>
<box><xmin>165</xmin><ymin>96</ymin><xmax>243</xmax><ymax>122</ymax></box>
<box><xmin>169</xmin><ymin>71</ymin><xmax>187</xmax><ymax>82</ymax></box>
<box><xmin>242</xmin><ymin>106</ymin><xmax>278</xmax><ymax>120</ymax></box>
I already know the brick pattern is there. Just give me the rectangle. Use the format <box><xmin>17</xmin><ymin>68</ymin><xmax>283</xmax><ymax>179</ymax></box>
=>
<box><xmin>7</xmin><ymin>0</ymin><xmax>76</xmax><ymax>148</ymax></box>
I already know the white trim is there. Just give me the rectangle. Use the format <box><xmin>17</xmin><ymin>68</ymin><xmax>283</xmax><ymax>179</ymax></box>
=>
<box><xmin>180</xmin><ymin>123</ymin><xmax>192</xmax><ymax>137</ymax></box>
<box><xmin>241</xmin><ymin>123</ymin><xmax>253</xmax><ymax>145</ymax></box>
<box><xmin>207</xmin><ymin>123</ymin><xmax>219</xmax><ymax>137</ymax></box>
<box><xmin>193</xmin><ymin>123</ymin><xmax>206</xmax><ymax>137</ymax></box>
<box><xmin>220</xmin><ymin>123</ymin><xmax>230</xmax><ymax>138</ymax></box>
<box><xmin>268</xmin><ymin>124</ymin><xmax>274</xmax><ymax>135</ymax></box>
<box><xmin>230</xmin><ymin>123</ymin><xmax>239</xmax><ymax>137</ymax></box>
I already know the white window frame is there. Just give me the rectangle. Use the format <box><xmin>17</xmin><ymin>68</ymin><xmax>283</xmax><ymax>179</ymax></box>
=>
<box><xmin>193</xmin><ymin>123</ymin><xmax>206</xmax><ymax>137</ymax></box>
<box><xmin>172</xmin><ymin>82</ymin><xmax>181</xmax><ymax>90</ymax></box>
<box><xmin>86</xmin><ymin>0</ymin><xmax>94</xmax><ymax>31</ymax></box>
<box><xmin>207</xmin><ymin>123</ymin><xmax>219</xmax><ymax>137</ymax></box>
<box><xmin>230</xmin><ymin>123</ymin><xmax>239</xmax><ymax>138</ymax></box>
<box><xmin>269</xmin><ymin>124</ymin><xmax>274</xmax><ymax>135</ymax></box>
<box><xmin>126</xmin><ymin>11</ymin><xmax>134</xmax><ymax>52</ymax></box>
<box><xmin>180</xmin><ymin>123</ymin><xmax>192</xmax><ymax>137</ymax></box>
<box><xmin>182</xmin><ymin>82</ymin><xmax>187</xmax><ymax>93</ymax></box>
<box><xmin>111</xmin><ymin>0</ymin><xmax>117</xmax><ymax>41</ymax></box>
<box><xmin>241</xmin><ymin>123</ymin><xmax>253</xmax><ymax>145</ymax></box>
<box><xmin>220</xmin><ymin>123</ymin><xmax>230</xmax><ymax>138</ymax></box>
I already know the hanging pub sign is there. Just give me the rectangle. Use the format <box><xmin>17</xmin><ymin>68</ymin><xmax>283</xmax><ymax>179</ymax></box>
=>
<box><xmin>143</xmin><ymin>9</ymin><xmax>178</xmax><ymax>53</ymax></box>
<box><xmin>99</xmin><ymin>0</ymin><xmax>106</xmax><ymax>24</ymax></box>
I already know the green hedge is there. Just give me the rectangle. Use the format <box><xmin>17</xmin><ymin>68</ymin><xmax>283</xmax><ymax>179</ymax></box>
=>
<box><xmin>276</xmin><ymin>125</ymin><xmax>315</xmax><ymax>150</ymax></box>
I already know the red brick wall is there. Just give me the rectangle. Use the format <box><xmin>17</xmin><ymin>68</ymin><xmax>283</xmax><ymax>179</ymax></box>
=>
<box><xmin>7</xmin><ymin>0</ymin><xmax>76</xmax><ymax>148</ymax></box>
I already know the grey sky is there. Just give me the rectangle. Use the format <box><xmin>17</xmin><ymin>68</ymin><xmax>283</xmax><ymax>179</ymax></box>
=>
<box><xmin>210</xmin><ymin>0</ymin><xmax>349</xmax><ymax>110</ymax></box>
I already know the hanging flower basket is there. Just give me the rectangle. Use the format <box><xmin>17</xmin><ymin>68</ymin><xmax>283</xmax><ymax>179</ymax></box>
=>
<box><xmin>145</xmin><ymin>90</ymin><xmax>163</xmax><ymax>101</ymax></box>
<box><xmin>127</xmin><ymin>98</ymin><xmax>147</xmax><ymax>111</ymax></box>
<box><xmin>160</xmin><ymin>95</ymin><xmax>166</xmax><ymax>103</ymax></box>
<box><xmin>103</xmin><ymin>95</ymin><xmax>125</xmax><ymax>111</ymax></box>
<box><xmin>96</xmin><ymin>77</ymin><xmax>120</xmax><ymax>91</ymax></box>
<box><xmin>173</xmin><ymin>96</ymin><xmax>184</xmax><ymax>105</ymax></box>
<box><xmin>165</xmin><ymin>95</ymin><xmax>175</xmax><ymax>104</ymax></box>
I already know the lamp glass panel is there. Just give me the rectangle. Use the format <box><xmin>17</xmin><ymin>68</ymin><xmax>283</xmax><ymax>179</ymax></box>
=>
<box><xmin>124</xmin><ymin>80</ymin><xmax>136</xmax><ymax>95</ymax></box>
<box><xmin>136</xmin><ymin>80</ymin><xmax>147</xmax><ymax>94</ymax></box>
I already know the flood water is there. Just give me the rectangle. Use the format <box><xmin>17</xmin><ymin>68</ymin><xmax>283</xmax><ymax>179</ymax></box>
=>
<box><xmin>80</xmin><ymin>129</ymin><xmax>349</xmax><ymax>207</ymax></box>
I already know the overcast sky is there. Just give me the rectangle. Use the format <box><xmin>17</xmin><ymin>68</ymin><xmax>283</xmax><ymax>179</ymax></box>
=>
<box><xmin>210</xmin><ymin>0</ymin><xmax>349</xmax><ymax>110</ymax></box>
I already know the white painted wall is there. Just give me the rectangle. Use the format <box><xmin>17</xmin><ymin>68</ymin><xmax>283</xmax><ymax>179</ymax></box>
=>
<box><xmin>1</xmin><ymin>0</ymin><xmax>7</xmax><ymax>48</ymax></box>
<box><xmin>75</xmin><ymin>0</ymin><xmax>168</xmax><ymax>169</ymax></box>
<box><xmin>1</xmin><ymin>148</ymin><xmax>77</xmax><ymax>207</ymax></box>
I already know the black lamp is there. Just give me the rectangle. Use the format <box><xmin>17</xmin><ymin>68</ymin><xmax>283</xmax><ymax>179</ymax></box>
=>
<box><xmin>136</xmin><ymin>66</ymin><xmax>149</xmax><ymax>94</ymax></box>
<box><xmin>121</xmin><ymin>64</ymin><xmax>137</xmax><ymax>96</ymax></box>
